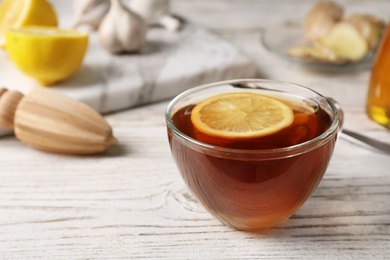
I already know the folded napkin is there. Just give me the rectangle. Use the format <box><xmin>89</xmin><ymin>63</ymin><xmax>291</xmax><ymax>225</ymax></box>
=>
<box><xmin>0</xmin><ymin>23</ymin><xmax>258</xmax><ymax>136</ymax></box>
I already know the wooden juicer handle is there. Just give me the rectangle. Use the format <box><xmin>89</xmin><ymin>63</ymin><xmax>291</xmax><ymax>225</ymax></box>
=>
<box><xmin>0</xmin><ymin>87</ymin><xmax>117</xmax><ymax>155</ymax></box>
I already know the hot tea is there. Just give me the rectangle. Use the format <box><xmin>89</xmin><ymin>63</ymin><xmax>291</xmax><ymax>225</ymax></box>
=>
<box><xmin>166</xmin><ymin>81</ymin><xmax>341</xmax><ymax>231</ymax></box>
<box><xmin>171</xmin><ymin>97</ymin><xmax>331</xmax><ymax>150</ymax></box>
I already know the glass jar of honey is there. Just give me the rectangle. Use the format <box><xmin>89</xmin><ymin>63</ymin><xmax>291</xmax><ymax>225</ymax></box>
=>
<box><xmin>366</xmin><ymin>25</ymin><xmax>390</xmax><ymax>128</ymax></box>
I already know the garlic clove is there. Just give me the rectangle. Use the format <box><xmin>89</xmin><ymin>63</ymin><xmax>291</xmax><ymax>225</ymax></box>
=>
<box><xmin>99</xmin><ymin>0</ymin><xmax>147</xmax><ymax>54</ymax></box>
<box><xmin>158</xmin><ymin>15</ymin><xmax>181</xmax><ymax>32</ymax></box>
<box><xmin>128</xmin><ymin>0</ymin><xmax>170</xmax><ymax>24</ymax></box>
<box><xmin>72</xmin><ymin>0</ymin><xmax>110</xmax><ymax>30</ymax></box>
<box><xmin>128</xmin><ymin>0</ymin><xmax>181</xmax><ymax>31</ymax></box>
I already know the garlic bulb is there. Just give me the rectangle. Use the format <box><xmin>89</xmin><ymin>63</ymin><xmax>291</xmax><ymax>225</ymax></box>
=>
<box><xmin>128</xmin><ymin>0</ymin><xmax>181</xmax><ymax>31</ymax></box>
<box><xmin>72</xmin><ymin>0</ymin><xmax>110</xmax><ymax>30</ymax></box>
<box><xmin>98</xmin><ymin>0</ymin><xmax>147</xmax><ymax>54</ymax></box>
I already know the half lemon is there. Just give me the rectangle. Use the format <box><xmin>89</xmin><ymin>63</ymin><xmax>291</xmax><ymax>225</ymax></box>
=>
<box><xmin>0</xmin><ymin>0</ymin><xmax>58</xmax><ymax>47</ymax></box>
<box><xmin>6</xmin><ymin>26</ymin><xmax>89</xmax><ymax>85</ymax></box>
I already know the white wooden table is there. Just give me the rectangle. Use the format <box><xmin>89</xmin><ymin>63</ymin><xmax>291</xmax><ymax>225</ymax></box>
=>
<box><xmin>1</xmin><ymin>0</ymin><xmax>390</xmax><ymax>259</ymax></box>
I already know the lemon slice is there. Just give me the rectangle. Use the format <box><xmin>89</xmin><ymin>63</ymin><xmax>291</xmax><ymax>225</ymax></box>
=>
<box><xmin>6</xmin><ymin>26</ymin><xmax>89</xmax><ymax>85</ymax></box>
<box><xmin>0</xmin><ymin>0</ymin><xmax>58</xmax><ymax>47</ymax></box>
<box><xmin>191</xmin><ymin>92</ymin><xmax>294</xmax><ymax>139</ymax></box>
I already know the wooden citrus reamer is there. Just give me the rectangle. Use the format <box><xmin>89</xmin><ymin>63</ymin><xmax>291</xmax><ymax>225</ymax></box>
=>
<box><xmin>0</xmin><ymin>87</ymin><xmax>117</xmax><ymax>155</ymax></box>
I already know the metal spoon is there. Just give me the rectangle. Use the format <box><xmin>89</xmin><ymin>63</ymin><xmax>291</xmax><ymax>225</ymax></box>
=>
<box><xmin>341</xmin><ymin>129</ymin><xmax>390</xmax><ymax>154</ymax></box>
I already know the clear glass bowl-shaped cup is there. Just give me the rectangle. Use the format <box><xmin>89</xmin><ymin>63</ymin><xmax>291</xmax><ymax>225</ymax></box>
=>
<box><xmin>166</xmin><ymin>79</ymin><xmax>343</xmax><ymax>232</ymax></box>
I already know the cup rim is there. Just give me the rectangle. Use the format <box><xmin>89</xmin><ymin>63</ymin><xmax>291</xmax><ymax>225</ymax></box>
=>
<box><xmin>165</xmin><ymin>79</ymin><xmax>341</xmax><ymax>159</ymax></box>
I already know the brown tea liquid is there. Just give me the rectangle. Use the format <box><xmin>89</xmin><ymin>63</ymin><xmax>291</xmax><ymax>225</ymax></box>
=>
<box><xmin>169</xmin><ymin>94</ymin><xmax>335</xmax><ymax>231</ymax></box>
<box><xmin>172</xmin><ymin>101</ymin><xmax>331</xmax><ymax>149</ymax></box>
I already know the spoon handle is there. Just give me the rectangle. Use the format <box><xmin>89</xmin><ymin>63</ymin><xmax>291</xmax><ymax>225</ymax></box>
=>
<box><xmin>342</xmin><ymin>129</ymin><xmax>390</xmax><ymax>154</ymax></box>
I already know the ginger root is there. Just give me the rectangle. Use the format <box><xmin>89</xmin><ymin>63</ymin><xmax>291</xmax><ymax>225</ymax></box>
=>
<box><xmin>304</xmin><ymin>1</ymin><xmax>344</xmax><ymax>42</ymax></box>
<box><xmin>318</xmin><ymin>22</ymin><xmax>369</xmax><ymax>61</ymax></box>
<box><xmin>289</xmin><ymin>1</ymin><xmax>386</xmax><ymax>63</ymax></box>
<box><xmin>288</xmin><ymin>45</ymin><xmax>340</xmax><ymax>63</ymax></box>
<box><xmin>344</xmin><ymin>14</ymin><xmax>385</xmax><ymax>50</ymax></box>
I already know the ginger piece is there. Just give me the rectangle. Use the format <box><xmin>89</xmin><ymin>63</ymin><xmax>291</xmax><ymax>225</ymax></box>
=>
<box><xmin>304</xmin><ymin>1</ymin><xmax>344</xmax><ymax>42</ymax></box>
<box><xmin>287</xmin><ymin>45</ymin><xmax>333</xmax><ymax>62</ymax></box>
<box><xmin>287</xmin><ymin>1</ymin><xmax>385</xmax><ymax>64</ymax></box>
<box><xmin>318</xmin><ymin>22</ymin><xmax>369</xmax><ymax>61</ymax></box>
<box><xmin>288</xmin><ymin>45</ymin><xmax>341</xmax><ymax>63</ymax></box>
<box><xmin>344</xmin><ymin>14</ymin><xmax>385</xmax><ymax>50</ymax></box>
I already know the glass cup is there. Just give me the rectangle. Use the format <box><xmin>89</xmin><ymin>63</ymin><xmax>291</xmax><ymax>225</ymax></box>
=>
<box><xmin>165</xmin><ymin>79</ymin><xmax>343</xmax><ymax>232</ymax></box>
